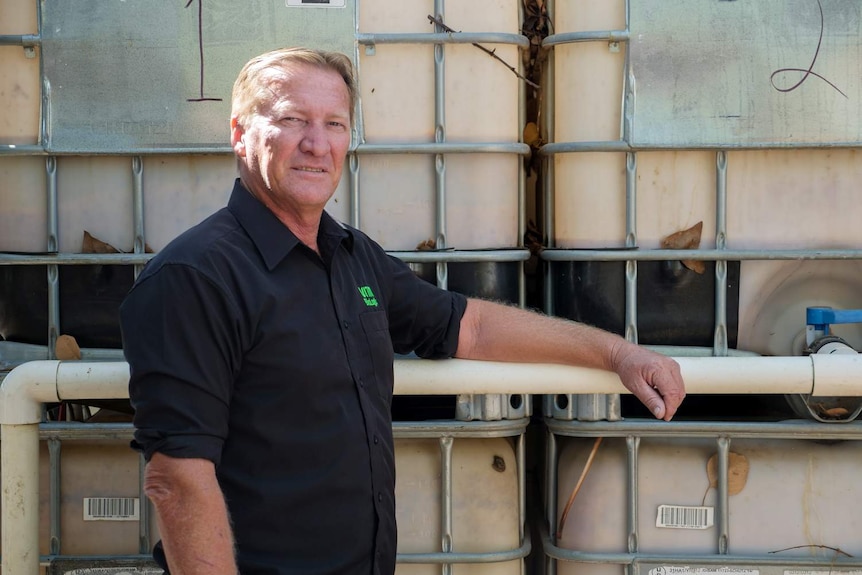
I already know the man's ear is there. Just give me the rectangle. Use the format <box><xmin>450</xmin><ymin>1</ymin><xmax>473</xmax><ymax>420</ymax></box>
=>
<box><xmin>230</xmin><ymin>117</ymin><xmax>246</xmax><ymax>157</ymax></box>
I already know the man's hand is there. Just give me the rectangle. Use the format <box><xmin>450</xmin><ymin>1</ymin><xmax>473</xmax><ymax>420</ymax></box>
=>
<box><xmin>611</xmin><ymin>342</ymin><xmax>685</xmax><ymax>421</ymax></box>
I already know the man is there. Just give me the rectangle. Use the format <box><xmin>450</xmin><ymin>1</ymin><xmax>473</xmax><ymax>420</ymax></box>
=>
<box><xmin>120</xmin><ymin>47</ymin><xmax>684</xmax><ymax>575</ymax></box>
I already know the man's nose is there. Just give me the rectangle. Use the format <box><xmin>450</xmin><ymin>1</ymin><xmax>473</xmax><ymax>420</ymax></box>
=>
<box><xmin>299</xmin><ymin>123</ymin><xmax>330</xmax><ymax>155</ymax></box>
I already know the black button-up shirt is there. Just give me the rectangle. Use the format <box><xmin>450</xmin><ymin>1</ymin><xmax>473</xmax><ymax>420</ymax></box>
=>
<box><xmin>121</xmin><ymin>180</ymin><xmax>467</xmax><ymax>575</ymax></box>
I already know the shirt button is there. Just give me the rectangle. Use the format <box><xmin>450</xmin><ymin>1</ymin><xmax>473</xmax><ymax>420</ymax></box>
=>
<box><xmin>377</xmin><ymin>492</ymin><xmax>383</xmax><ymax>502</ymax></box>
<box><xmin>358</xmin><ymin>378</ymin><xmax>364</xmax><ymax>388</ymax></box>
<box><xmin>342</xmin><ymin>320</ymin><xmax>350</xmax><ymax>329</ymax></box>
<box><xmin>373</xmin><ymin>436</ymin><xmax>379</xmax><ymax>445</ymax></box>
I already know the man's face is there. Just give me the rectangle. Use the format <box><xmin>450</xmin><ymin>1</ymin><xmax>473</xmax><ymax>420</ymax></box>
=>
<box><xmin>231</xmin><ymin>63</ymin><xmax>351</xmax><ymax>221</ymax></box>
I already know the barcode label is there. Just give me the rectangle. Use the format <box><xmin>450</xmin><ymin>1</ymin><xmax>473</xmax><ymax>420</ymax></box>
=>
<box><xmin>655</xmin><ymin>505</ymin><xmax>714</xmax><ymax>529</ymax></box>
<box><xmin>83</xmin><ymin>497</ymin><xmax>140</xmax><ymax>521</ymax></box>
<box><xmin>286</xmin><ymin>0</ymin><xmax>346</xmax><ymax>7</ymax></box>
<box><xmin>646</xmin><ymin>568</ymin><xmax>758</xmax><ymax>575</ymax></box>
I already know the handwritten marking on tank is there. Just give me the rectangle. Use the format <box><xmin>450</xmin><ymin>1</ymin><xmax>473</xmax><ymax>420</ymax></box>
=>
<box><xmin>770</xmin><ymin>0</ymin><xmax>848</xmax><ymax>99</ymax></box>
<box><xmin>185</xmin><ymin>0</ymin><xmax>223</xmax><ymax>102</ymax></box>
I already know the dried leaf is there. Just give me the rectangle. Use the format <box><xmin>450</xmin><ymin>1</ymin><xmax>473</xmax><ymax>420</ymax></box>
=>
<box><xmin>707</xmin><ymin>452</ymin><xmax>749</xmax><ymax>496</ymax></box>
<box><xmin>82</xmin><ymin>231</ymin><xmax>120</xmax><ymax>254</ymax></box>
<box><xmin>55</xmin><ymin>334</ymin><xmax>81</xmax><ymax>361</ymax></box>
<box><xmin>823</xmin><ymin>407</ymin><xmax>851</xmax><ymax>418</ymax></box>
<box><xmin>523</xmin><ymin>122</ymin><xmax>542</xmax><ymax>148</ymax></box>
<box><xmin>416</xmin><ymin>239</ymin><xmax>436</xmax><ymax>251</ymax></box>
<box><xmin>661</xmin><ymin>221</ymin><xmax>705</xmax><ymax>274</ymax></box>
<box><xmin>810</xmin><ymin>403</ymin><xmax>852</xmax><ymax>419</ymax></box>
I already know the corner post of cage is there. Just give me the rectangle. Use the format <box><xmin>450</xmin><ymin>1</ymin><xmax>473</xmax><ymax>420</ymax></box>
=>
<box><xmin>433</xmin><ymin>0</ymin><xmax>449</xmax><ymax>292</ymax></box>
<box><xmin>544</xmin><ymin>426</ymin><xmax>559</xmax><ymax>575</ymax></box>
<box><xmin>714</xmin><ymin>151</ymin><xmax>729</xmax><ymax>356</ymax></box>
<box><xmin>1</xmin><ymin>360</ymin><xmax>62</xmax><ymax>575</ymax></box>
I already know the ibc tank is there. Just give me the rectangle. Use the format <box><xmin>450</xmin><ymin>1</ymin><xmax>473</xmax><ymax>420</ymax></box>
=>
<box><xmin>550</xmin><ymin>0</ymin><xmax>862</xmax><ymax>353</ymax></box>
<box><xmin>555</xmin><ymin>436</ymin><xmax>862</xmax><ymax>575</ymax></box>
<box><xmin>0</xmin><ymin>436</ymin><xmax>158</xmax><ymax>558</ymax></box>
<box><xmin>395</xmin><ymin>436</ymin><xmax>522</xmax><ymax>574</ymax></box>
<box><xmin>5</xmin><ymin>433</ymin><xmax>522</xmax><ymax>572</ymax></box>
<box><xmin>0</xmin><ymin>0</ymin><xmax>38</xmax><ymax>146</ymax></box>
<box><xmin>356</xmin><ymin>0</ymin><xmax>521</xmax><ymax>252</ymax></box>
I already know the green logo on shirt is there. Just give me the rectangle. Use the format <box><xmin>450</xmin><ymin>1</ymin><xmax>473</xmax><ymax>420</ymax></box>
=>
<box><xmin>358</xmin><ymin>285</ymin><xmax>378</xmax><ymax>307</ymax></box>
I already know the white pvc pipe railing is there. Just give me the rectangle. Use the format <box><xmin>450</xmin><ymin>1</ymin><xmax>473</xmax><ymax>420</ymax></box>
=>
<box><xmin>3</xmin><ymin>355</ymin><xmax>862</xmax><ymax>574</ymax></box>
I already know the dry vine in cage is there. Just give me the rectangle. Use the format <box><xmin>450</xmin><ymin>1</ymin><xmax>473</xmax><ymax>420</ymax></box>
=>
<box><xmin>521</xmin><ymin>0</ymin><xmax>550</xmax><ymax>177</ymax></box>
<box><xmin>521</xmin><ymin>0</ymin><xmax>550</xmax><ymax>91</ymax></box>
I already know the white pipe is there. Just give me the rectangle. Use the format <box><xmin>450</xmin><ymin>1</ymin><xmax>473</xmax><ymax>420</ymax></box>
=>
<box><xmin>0</xmin><ymin>360</ymin><xmax>129</xmax><ymax>575</ymax></box>
<box><xmin>0</xmin><ymin>361</ymin><xmax>61</xmax><ymax>575</ymax></box>
<box><xmin>0</xmin><ymin>360</ymin><xmax>61</xmax><ymax>425</ymax></box>
<box><xmin>394</xmin><ymin>356</ymin><xmax>821</xmax><ymax>395</ymax></box>
<box><xmin>55</xmin><ymin>361</ymin><xmax>131</xmax><ymax>403</ymax></box>
<box><xmin>2</xmin><ymin>354</ymin><xmax>862</xmax><ymax>575</ymax></box>
<box><xmin>811</xmin><ymin>354</ymin><xmax>862</xmax><ymax>396</ymax></box>
<box><xmin>1</xmin><ymin>424</ymin><xmax>40</xmax><ymax>575</ymax></box>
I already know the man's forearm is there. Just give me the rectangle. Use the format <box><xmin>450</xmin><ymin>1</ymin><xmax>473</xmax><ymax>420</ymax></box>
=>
<box><xmin>455</xmin><ymin>298</ymin><xmax>686</xmax><ymax>420</ymax></box>
<box><xmin>145</xmin><ymin>454</ymin><xmax>238</xmax><ymax>575</ymax></box>
<box><xmin>455</xmin><ymin>298</ymin><xmax>626</xmax><ymax>370</ymax></box>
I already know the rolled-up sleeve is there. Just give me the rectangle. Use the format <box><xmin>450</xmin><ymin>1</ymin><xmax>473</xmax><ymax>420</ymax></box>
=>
<box><xmin>120</xmin><ymin>263</ymin><xmax>244</xmax><ymax>465</ymax></box>
<box><xmin>383</xmin><ymin>254</ymin><xmax>468</xmax><ymax>360</ymax></box>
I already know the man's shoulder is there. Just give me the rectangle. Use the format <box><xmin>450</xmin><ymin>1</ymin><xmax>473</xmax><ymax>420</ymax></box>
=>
<box><xmin>140</xmin><ymin>207</ymin><xmax>247</xmax><ymax>279</ymax></box>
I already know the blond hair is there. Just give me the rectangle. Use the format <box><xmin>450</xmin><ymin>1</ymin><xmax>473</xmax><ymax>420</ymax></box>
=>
<box><xmin>231</xmin><ymin>47</ymin><xmax>356</xmax><ymax>128</ymax></box>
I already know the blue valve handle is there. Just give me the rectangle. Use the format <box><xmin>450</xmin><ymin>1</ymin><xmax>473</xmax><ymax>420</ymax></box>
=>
<box><xmin>807</xmin><ymin>306</ymin><xmax>862</xmax><ymax>334</ymax></box>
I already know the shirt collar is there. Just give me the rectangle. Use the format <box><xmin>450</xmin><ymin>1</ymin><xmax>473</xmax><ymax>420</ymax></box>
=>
<box><xmin>227</xmin><ymin>179</ymin><xmax>354</xmax><ymax>271</ymax></box>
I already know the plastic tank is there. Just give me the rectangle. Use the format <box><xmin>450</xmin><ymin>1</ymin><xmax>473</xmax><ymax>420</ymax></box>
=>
<box><xmin>556</xmin><ymin>436</ymin><xmax>862</xmax><ymax>575</ymax></box>
<box><xmin>357</xmin><ymin>0</ymin><xmax>521</xmax><ymax>251</ymax></box>
<box><xmin>0</xmin><ymin>439</ymin><xmax>156</xmax><ymax>557</ymax></box>
<box><xmin>0</xmin><ymin>0</ymin><xmax>38</xmax><ymax>146</ymax></box>
<box><xmin>551</xmin><ymin>0</ymin><xmax>862</xmax><ymax>353</ymax></box>
<box><xmin>1</xmin><ymin>435</ymin><xmax>520</xmax><ymax>572</ymax></box>
<box><xmin>395</xmin><ymin>437</ymin><xmax>521</xmax><ymax>574</ymax></box>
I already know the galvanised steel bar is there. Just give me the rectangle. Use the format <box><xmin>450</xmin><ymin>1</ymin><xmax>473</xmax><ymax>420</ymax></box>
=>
<box><xmin>348</xmin><ymin>152</ymin><xmax>360</xmax><ymax>229</ymax></box>
<box><xmin>0</xmin><ymin>249</ymin><xmax>529</xmax><ymax>266</ymax></box>
<box><xmin>542</xmin><ymin>140</ymin><xmax>862</xmax><ymax>153</ymax></box>
<box><xmin>540</xmin><ymin>248</ymin><xmax>862</xmax><ymax>261</ymax></box>
<box><xmin>357</xmin><ymin>32</ymin><xmax>529</xmax><ymax>48</ymax></box>
<box><xmin>626</xmin><ymin>436</ymin><xmax>639</xmax><ymax>555</ymax></box>
<box><xmin>439</xmin><ymin>436</ymin><xmax>454</xmax><ymax>575</ymax></box>
<box><xmin>0</xmin><ymin>143</ymin><xmax>530</xmax><ymax>157</ymax></box>
<box><xmin>46</xmin><ymin>156</ymin><xmax>59</xmax><ymax>357</ymax></box>
<box><xmin>517</xmin><ymin>0</ymin><xmax>527</xmax><ymax>309</ymax></box>
<box><xmin>48</xmin><ymin>437</ymin><xmax>61</xmax><ymax>555</ymax></box>
<box><xmin>542</xmin><ymin>524</ymin><xmax>862</xmax><ymax>569</ymax></box>
<box><xmin>357</xmin><ymin>142</ymin><xmax>529</xmax><ymax>155</ymax></box>
<box><xmin>0</xmin><ymin>34</ymin><xmax>40</xmax><ymax>47</ymax></box>
<box><xmin>545</xmin><ymin>428</ymin><xmax>558</xmax><ymax>575</ymax></box>
<box><xmin>33</xmin><ymin>419</ymin><xmax>530</xmax><ymax>441</ymax></box>
<box><xmin>132</xmin><ymin>156</ymin><xmax>145</xmax><ymax>279</ymax></box>
<box><xmin>433</xmin><ymin>0</ymin><xmax>448</xmax><ymax>292</ymax></box>
<box><xmin>625</xmin><ymin>152</ymin><xmax>638</xmax><ymax>344</ymax></box>
<box><xmin>716</xmin><ymin>436</ymin><xmax>730</xmax><ymax>555</ymax></box>
<box><xmin>543</xmin><ymin>30</ymin><xmax>631</xmax><ymax>47</ymax></box>
<box><xmin>714</xmin><ymin>151</ymin><xmax>729</xmax><ymax>356</ymax></box>
<box><xmin>545</xmin><ymin>418</ymin><xmax>862</xmax><ymax>440</ymax></box>
<box><xmin>542</xmin><ymin>0</ymin><xmax>557</xmax><ymax>318</ymax></box>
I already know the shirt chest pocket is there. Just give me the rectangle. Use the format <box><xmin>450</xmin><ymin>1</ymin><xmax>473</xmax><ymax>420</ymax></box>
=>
<box><xmin>358</xmin><ymin>310</ymin><xmax>395</xmax><ymax>402</ymax></box>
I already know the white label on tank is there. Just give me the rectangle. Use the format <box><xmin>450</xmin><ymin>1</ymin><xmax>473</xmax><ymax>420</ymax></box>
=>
<box><xmin>83</xmin><ymin>497</ymin><xmax>140</xmax><ymax>521</ymax></box>
<box><xmin>655</xmin><ymin>505</ymin><xmax>714</xmax><ymax>529</ymax></box>
<box><xmin>286</xmin><ymin>0</ymin><xmax>346</xmax><ymax>7</ymax></box>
